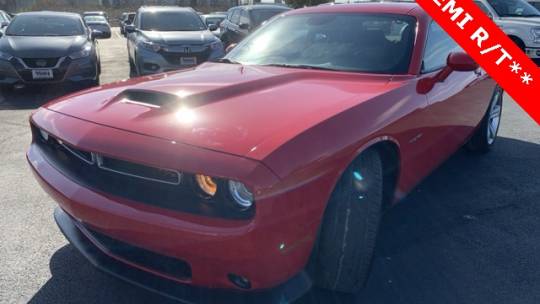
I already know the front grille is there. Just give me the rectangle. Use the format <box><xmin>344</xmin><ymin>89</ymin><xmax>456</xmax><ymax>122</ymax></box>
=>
<box><xmin>96</xmin><ymin>155</ymin><xmax>181</xmax><ymax>185</ymax></box>
<box><xmin>85</xmin><ymin>226</ymin><xmax>192</xmax><ymax>280</ymax></box>
<box><xmin>22</xmin><ymin>58</ymin><xmax>60</xmax><ymax>68</ymax></box>
<box><xmin>160</xmin><ymin>47</ymin><xmax>211</xmax><ymax>66</ymax></box>
<box><xmin>16</xmin><ymin>57</ymin><xmax>71</xmax><ymax>82</ymax></box>
<box><xmin>31</xmin><ymin>125</ymin><xmax>254</xmax><ymax>220</ymax></box>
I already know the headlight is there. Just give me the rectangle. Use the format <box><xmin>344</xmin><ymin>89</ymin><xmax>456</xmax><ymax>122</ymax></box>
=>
<box><xmin>193</xmin><ymin>174</ymin><xmax>254</xmax><ymax>211</ymax></box>
<box><xmin>69</xmin><ymin>44</ymin><xmax>92</xmax><ymax>59</ymax></box>
<box><xmin>532</xmin><ymin>28</ymin><xmax>540</xmax><ymax>43</ymax></box>
<box><xmin>0</xmin><ymin>50</ymin><xmax>12</xmax><ymax>61</ymax></box>
<box><xmin>228</xmin><ymin>180</ymin><xmax>253</xmax><ymax>210</ymax></box>
<box><xmin>195</xmin><ymin>174</ymin><xmax>218</xmax><ymax>198</ymax></box>
<box><xmin>139</xmin><ymin>39</ymin><xmax>164</xmax><ymax>52</ymax></box>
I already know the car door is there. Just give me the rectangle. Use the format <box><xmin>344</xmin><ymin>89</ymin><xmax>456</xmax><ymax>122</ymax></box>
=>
<box><xmin>127</xmin><ymin>13</ymin><xmax>139</xmax><ymax>60</ymax></box>
<box><xmin>421</xmin><ymin>21</ymin><xmax>494</xmax><ymax>165</ymax></box>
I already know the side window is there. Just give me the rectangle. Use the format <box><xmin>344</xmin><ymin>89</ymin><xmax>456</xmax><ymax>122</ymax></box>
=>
<box><xmin>239</xmin><ymin>10</ymin><xmax>250</xmax><ymax>25</ymax></box>
<box><xmin>231</xmin><ymin>9</ymin><xmax>241</xmax><ymax>25</ymax></box>
<box><xmin>422</xmin><ymin>21</ymin><xmax>461</xmax><ymax>73</ymax></box>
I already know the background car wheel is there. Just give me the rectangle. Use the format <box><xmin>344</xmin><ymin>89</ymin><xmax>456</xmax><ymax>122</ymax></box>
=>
<box><xmin>509</xmin><ymin>36</ymin><xmax>526</xmax><ymax>52</ymax></box>
<box><xmin>467</xmin><ymin>85</ymin><xmax>503</xmax><ymax>153</ymax></box>
<box><xmin>221</xmin><ymin>33</ymin><xmax>230</xmax><ymax>48</ymax></box>
<box><xmin>309</xmin><ymin>149</ymin><xmax>383</xmax><ymax>293</ymax></box>
<box><xmin>129</xmin><ymin>56</ymin><xmax>138</xmax><ymax>77</ymax></box>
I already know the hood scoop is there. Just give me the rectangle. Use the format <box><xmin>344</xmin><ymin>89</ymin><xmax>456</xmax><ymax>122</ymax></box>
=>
<box><xmin>116</xmin><ymin>89</ymin><xmax>180</xmax><ymax>109</ymax></box>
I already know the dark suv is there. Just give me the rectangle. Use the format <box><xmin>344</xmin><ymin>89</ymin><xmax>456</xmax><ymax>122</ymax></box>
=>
<box><xmin>220</xmin><ymin>5</ymin><xmax>290</xmax><ymax>46</ymax></box>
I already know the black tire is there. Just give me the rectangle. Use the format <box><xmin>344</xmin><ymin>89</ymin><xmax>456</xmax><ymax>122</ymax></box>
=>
<box><xmin>510</xmin><ymin>36</ymin><xmax>526</xmax><ymax>51</ymax></box>
<box><xmin>129</xmin><ymin>55</ymin><xmax>138</xmax><ymax>77</ymax></box>
<box><xmin>221</xmin><ymin>32</ymin><xmax>230</xmax><ymax>48</ymax></box>
<box><xmin>310</xmin><ymin>149</ymin><xmax>383</xmax><ymax>293</ymax></box>
<box><xmin>467</xmin><ymin>85</ymin><xmax>503</xmax><ymax>153</ymax></box>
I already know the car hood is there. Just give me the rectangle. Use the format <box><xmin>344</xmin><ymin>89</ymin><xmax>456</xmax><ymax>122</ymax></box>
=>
<box><xmin>141</xmin><ymin>30</ymin><xmax>215</xmax><ymax>45</ymax></box>
<box><xmin>0</xmin><ymin>35</ymin><xmax>88</xmax><ymax>58</ymax></box>
<box><xmin>499</xmin><ymin>17</ymin><xmax>540</xmax><ymax>26</ymax></box>
<box><xmin>44</xmin><ymin>63</ymin><xmax>399</xmax><ymax>160</ymax></box>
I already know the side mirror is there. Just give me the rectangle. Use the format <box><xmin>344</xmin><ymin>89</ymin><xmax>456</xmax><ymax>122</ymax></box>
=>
<box><xmin>239</xmin><ymin>23</ymin><xmax>250</xmax><ymax>30</ymax></box>
<box><xmin>225</xmin><ymin>43</ymin><xmax>237</xmax><ymax>54</ymax></box>
<box><xmin>447</xmin><ymin>52</ymin><xmax>478</xmax><ymax>71</ymax></box>
<box><xmin>208</xmin><ymin>24</ymin><xmax>218</xmax><ymax>31</ymax></box>
<box><xmin>125</xmin><ymin>24</ymin><xmax>136</xmax><ymax>33</ymax></box>
<box><xmin>1</xmin><ymin>22</ymin><xmax>8</xmax><ymax>28</ymax></box>
<box><xmin>417</xmin><ymin>52</ymin><xmax>478</xmax><ymax>94</ymax></box>
<box><xmin>91</xmin><ymin>29</ymin><xmax>105</xmax><ymax>40</ymax></box>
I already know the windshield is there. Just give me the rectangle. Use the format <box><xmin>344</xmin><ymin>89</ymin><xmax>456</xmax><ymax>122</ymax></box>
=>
<box><xmin>6</xmin><ymin>15</ymin><xmax>85</xmax><ymax>36</ymax></box>
<box><xmin>84</xmin><ymin>16</ymin><xmax>106</xmax><ymax>23</ymax></box>
<box><xmin>487</xmin><ymin>0</ymin><xmax>540</xmax><ymax>16</ymax></box>
<box><xmin>250</xmin><ymin>9</ymin><xmax>289</xmax><ymax>27</ymax></box>
<box><xmin>140</xmin><ymin>11</ymin><xmax>206</xmax><ymax>31</ymax></box>
<box><xmin>226</xmin><ymin>13</ymin><xmax>416</xmax><ymax>74</ymax></box>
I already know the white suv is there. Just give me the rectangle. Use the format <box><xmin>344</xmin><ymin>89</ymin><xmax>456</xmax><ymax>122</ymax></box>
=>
<box><xmin>474</xmin><ymin>0</ymin><xmax>540</xmax><ymax>65</ymax></box>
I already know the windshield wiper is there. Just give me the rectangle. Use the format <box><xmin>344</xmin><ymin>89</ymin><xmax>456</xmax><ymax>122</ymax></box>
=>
<box><xmin>261</xmin><ymin>63</ymin><xmax>341</xmax><ymax>71</ymax></box>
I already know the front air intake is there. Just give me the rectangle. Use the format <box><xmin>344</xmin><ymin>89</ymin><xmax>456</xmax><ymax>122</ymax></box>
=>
<box><xmin>118</xmin><ymin>89</ymin><xmax>180</xmax><ymax>109</ymax></box>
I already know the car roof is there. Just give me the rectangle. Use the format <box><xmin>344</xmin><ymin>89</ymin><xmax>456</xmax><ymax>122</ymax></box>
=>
<box><xmin>288</xmin><ymin>2</ymin><xmax>424</xmax><ymax>17</ymax></box>
<box><xmin>15</xmin><ymin>11</ymin><xmax>82</xmax><ymax>19</ymax></box>
<box><xmin>202</xmin><ymin>14</ymin><xmax>226</xmax><ymax>18</ymax></box>
<box><xmin>84</xmin><ymin>11</ymin><xmax>105</xmax><ymax>14</ymax></box>
<box><xmin>139</xmin><ymin>6</ymin><xmax>196</xmax><ymax>13</ymax></box>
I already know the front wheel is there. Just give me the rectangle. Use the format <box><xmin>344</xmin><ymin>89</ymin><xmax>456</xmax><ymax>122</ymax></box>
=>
<box><xmin>309</xmin><ymin>149</ymin><xmax>383</xmax><ymax>293</ymax></box>
<box><xmin>129</xmin><ymin>55</ymin><xmax>138</xmax><ymax>77</ymax></box>
<box><xmin>467</xmin><ymin>85</ymin><xmax>503</xmax><ymax>153</ymax></box>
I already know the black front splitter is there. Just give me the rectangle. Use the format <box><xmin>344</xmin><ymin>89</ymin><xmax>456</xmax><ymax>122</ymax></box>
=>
<box><xmin>53</xmin><ymin>207</ymin><xmax>312</xmax><ymax>304</ymax></box>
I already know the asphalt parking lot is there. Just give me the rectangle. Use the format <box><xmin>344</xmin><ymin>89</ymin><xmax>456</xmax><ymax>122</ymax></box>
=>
<box><xmin>0</xmin><ymin>28</ymin><xmax>539</xmax><ymax>304</ymax></box>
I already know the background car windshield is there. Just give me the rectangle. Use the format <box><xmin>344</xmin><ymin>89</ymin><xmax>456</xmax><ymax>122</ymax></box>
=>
<box><xmin>205</xmin><ymin>17</ymin><xmax>224</xmax><ymax>25</ymax></box>
<box><xmin>84</xmin><ymin>16</ymin><xmax>106</xmax><ymax>23</ymax></box>
<box><xmin>141</xmin><ymin>11</ymin><xmax>206</xmax><ymax>31</ymax></box>
<box><xmin>6</xmin><ymin>15</ymin><xmax>84</xmax><ymax>36</ymax></box>
<box><xmin>227</xmin><ymin>13</ymin><xmax>416</xmax><ymax>74</ymax></box>
<box><xmin>487</xmin><ymin>0</ymin><xmax>540</xmax><ymax>16</ymax></box>
<box><xmin>250</xmin><ymin>9</ymin><xmax>287</xmax><ymax>27</ymax></box>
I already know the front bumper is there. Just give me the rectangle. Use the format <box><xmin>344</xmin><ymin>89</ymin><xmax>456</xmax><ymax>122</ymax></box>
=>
<box><xmin>0</xmin><ymin>56</ymin><xmax>97</xmax><ymax>86</ymax></box>
<box><xmin>54</xmin><ymin>207</ymin><xmax>311</xmax><ymax>303</ymax></box>
<box><xmin>28</xmin><ymin>108</ymin><xmax>323</xmax><ymax>292</ymax></box>
<box><xmin>135</xmin><ymin>46</ymin><xmax>224</xmax><ymax>76</ymax></box>
<box><xmin>525</xmin><ymin>47</ymin><xmax>540</xmax><ymax>65</ymax></box>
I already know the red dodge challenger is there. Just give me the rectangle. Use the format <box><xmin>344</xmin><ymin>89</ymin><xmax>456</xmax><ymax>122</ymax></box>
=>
<box><xmin>27</xmin><ymin>2</ymin><xmax>502</xmax><ymax>300</ymax></box>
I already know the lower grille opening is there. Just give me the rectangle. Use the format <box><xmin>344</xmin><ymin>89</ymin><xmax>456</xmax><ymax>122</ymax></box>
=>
<box><xmin>86</xmin><ymin>226</ymin><xmax>192</xmax><ymax>280</ymax></box>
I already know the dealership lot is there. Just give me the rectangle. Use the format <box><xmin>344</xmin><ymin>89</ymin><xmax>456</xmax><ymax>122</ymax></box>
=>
<box><xmin>1</xmin><ymin>27</ymin><xmax>539</xmax><ymax>304</ymax></box>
